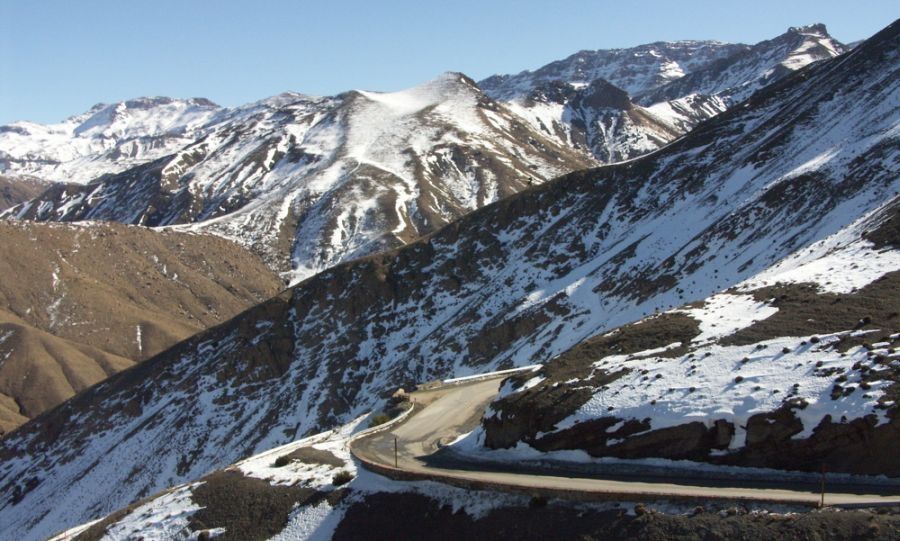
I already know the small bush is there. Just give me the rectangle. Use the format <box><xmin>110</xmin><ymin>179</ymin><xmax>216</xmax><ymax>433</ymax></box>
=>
<box><xmin>332</xmin><ymin>470</ymin><xmax>354</xmax><ymax>486</ymax></box>
<box><xmin>273</xmin><ymin>455</ymin><xmax>292</xmax><ymax>468</ymax></box>
<box><xmin>529</xmin><ymin>495</ymin><xmax>548</xmax><ymax>508</ymax></box>
<box><xmin>369</xmin><ymin>413</ymin><xmax>392</xmax><ymax>427</ymax></box>
<box><xmin>831</xmin><ymin>385</ymin><xmax>843</xmax><ymax>400</ymax></box>
<box><xmin>634</xmin><ymin>503</ymin><xmax>648</xmax><ymax>516</ymax></box>
<box><xmin>782</xmin><ymin>347</ymin><xmax>791</xmax><ymax>354</ymax></box>
<box><xmin>810</xmin><ymin>336</ymin><xmax>821</xmax><ymax>344</ymax></box>
<box><xmin>734</xmin><ymin>376</ymin><xmax>744</xmax><ymax>383</ymax></box>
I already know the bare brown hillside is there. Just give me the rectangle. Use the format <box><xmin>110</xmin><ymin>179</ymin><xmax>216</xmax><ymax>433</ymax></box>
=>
<box><xmin>0</xmin><ymin>219</ymin><xmax>283</xmax><ymax>434</ymax></box>
<box><xmin>0</xmin><ymin>176</ymin><xmax>46</xmax><ymax>211</ymax></box>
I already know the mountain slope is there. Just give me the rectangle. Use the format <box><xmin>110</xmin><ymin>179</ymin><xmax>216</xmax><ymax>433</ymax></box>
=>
<box><xmin>483</xmin><ymin>25</ymin><xmax>846</xmax><ymax>162</ymax></box>
<box><xmin>0</xmin><ymin>19</ymin><xmax>897</xmax><ymax>541</ymax></box>
<box><xmin>501</xmin><ymin>78</ymin><xmax>683</xmax><ymax>163</ymax></box>
<box><xmin>0</xmin><ymin>220</ymin><xmax>283</xmax><ymax>434</ymax></box>
<box><xmin>474</xmin><ymin>202</ymin><xmax>900</xmax><ymax>474</ymax></box>
<box><xmin>641</xmin><ymin>24</ymin><xmax>846</xmax><ymax>130</ymax></box>
<box><xmin>0</xmin><ymin>175</ymin><xmax>46</xmax><ymax>211</ymax></box>
<box><xmin>479</xmin><ymin>41</ymin><xmax>746</xmax><ymax>100</ymax></box>
<box><xmin>0</xmin><ymin>97</ymin><xmax>221</xmax><ymax>185</ymax></box>
<box><xmin>0</xmin><ymin>308</ymin><xmax>133</xmax><ymax>435</ymax></box>
<box><xmin>4</xmin><ymin>74</ymin><xmax>594</xmax><ymax>283</ymax></box>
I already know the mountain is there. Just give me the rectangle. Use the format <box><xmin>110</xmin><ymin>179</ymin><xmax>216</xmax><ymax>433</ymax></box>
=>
<box><xmin>0</xmin><ymin>219</ymin><xmax>283</xmax><ymax>434</ymax></box>
<box><xmin>0</xmin><ymin>18</ymin><xmax>896</xmax><ymax>541</ymax></box>
<box><xmin>481</xmin><ymin>25</ymin><xmax>846</xmax><ymax>162</ymax></box>
<box><xmin>479</xmin><ymin>41</ymin><xmax>747</xmax><ymax>101</ymax></box>
<box><xmin>640</xmin><ymin>24</ymin><xmax>846</xmax><ymax>130</ymax></box>
<box><xmin>0</xmin><ymin>26</ymin><xmax>847</xmax><ymax>285</ymax></box>
<box><xmin>0</xmin><ymin>97</ymin><xmax>221</xmax><ymax>185</ymax></box>
<box><xmin>3</xmin><ymin>74</ymin><xmax>594</xmax><ymax>283</ymax></box>
<box><xmin>500</xmin><ymin>78</ymin><xmax>684</xmax><ymax>163</ymax></box>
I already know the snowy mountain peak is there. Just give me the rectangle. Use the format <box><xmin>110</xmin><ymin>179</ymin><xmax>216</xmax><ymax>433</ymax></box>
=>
<box><xmin>71</xmin><ymin>96</ymin><xmax>220</xmax><ymax>138</ymax></box>
<box><xmin>480</xmin><ymin>40</ymin><xmax>748</xmax><ymax>100</ymax></box>
<box><xmin>354</xmin><ymin>71</ymin><xmax>480</xmax><ymax>106</ymax></box>
<box><xmin>0</xmin><ymin>97</ymin><xmax>222</xmax><ymax>184</ymax></box>
<box><xmin>787</xmin><ymin>23</ymin><xmax>830</xmax><ymax>37</ymax></box>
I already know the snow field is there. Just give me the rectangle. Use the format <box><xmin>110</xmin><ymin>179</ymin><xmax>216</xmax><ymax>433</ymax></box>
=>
<box><xmin>563</xmin><ymin>334</ymin><xmax>892</xmax><ymax>446</ymax></box>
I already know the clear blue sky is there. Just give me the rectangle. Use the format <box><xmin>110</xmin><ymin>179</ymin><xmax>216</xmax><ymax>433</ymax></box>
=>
<box><xmin>1</xmin><ymin>0</ymin><xmax>896</xmax><ymax>125</ymax></box>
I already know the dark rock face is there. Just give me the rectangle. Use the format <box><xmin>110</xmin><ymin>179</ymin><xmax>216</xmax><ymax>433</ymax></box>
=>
<box><xmin>574</xmin><ymin>79</ymin><xmax>633</xmax><ymax>111</ymax></box>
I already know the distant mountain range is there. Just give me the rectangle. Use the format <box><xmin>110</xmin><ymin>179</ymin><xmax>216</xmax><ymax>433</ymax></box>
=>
<box><xmin>1</xmin><ymin>25</ymin><xmax>844</xmax><ymax>285</ymax></box>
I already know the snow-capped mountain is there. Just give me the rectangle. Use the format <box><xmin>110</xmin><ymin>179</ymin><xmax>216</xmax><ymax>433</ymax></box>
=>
<box><xmin>0</xmin><ymin>97</ymin><xmax>220</xmax><ymax>184</ymax></box>
<box><xmin>4</xmin><ymin>74</ymin><xmax>593</xmax><ymax>283</ymax></box>
<box><xmin>479</xmin><ymin>40</ymin><xmax>747</xmax><ymax>100</ymax></box>
<box><xmin>1</xmin><ymin>19</ymin><xmax>896</xmax><ymax>541</ymax></box>
<box><xmin>501</xmin><ymin>78</ymin><xmax>683</xmax><ymax>163</ymax></box>
<box><xmin>0</xmin><ymin>26</ymin><xmax>846</xmax><ymax>285</ymax></box>
<box><xmin>482</xmin><ymin>25</ymin><xmax>846</xmax><ymax>162</ymax></box>
<box><xmin>641</xmin><ymin>24</ymin><xmax>846</xmax><ymax>130</ymax></box>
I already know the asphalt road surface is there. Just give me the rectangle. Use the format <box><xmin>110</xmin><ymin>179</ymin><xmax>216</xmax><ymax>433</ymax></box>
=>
<box><xmin>351</xmin><ymin>375</ymin><xmax>900</xmax><ymax>507</ymax></box>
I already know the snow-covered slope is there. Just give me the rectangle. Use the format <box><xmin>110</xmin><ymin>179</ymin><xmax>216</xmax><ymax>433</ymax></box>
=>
<box><xmin>4</xmin><ymin>74</ymin><xmax>593</xmax><ymax>283</ymax></box>
<box><xmin>49</xmin><ymin>414</ymin><xmax>896</xmax><ymax>541</ymax></box>
<box><xmin>483</xmin><ymin>25</ymin><xmax>846</xmax><ymax>162</ymax></box>
<box><xmin>476</xmin><ymin>204</ymin><xmax>900</xmax><ymax>474</ymax></box>
<box><xmin>0</xmin><ymin>97</ymin><xmax>220</xmax><ymax>184</ymax></box>
<box><xmin>480</xmin><ymin>41</ymin><xmax>746</xmax><ymax>101</ymax></box>
<box><xmin>502</xmin><ymin>78</ymin><xmax>683</xmax><ymax>163</ymax></box>
<box><xmin>641</xmin><ymin>24</ymin><xmax>846</xmax><ymax>131</ymax></box>
<box><xmin>0</xmin><ymin>19</ymin><xmax>897</xmax><ymax>541</ymax></box>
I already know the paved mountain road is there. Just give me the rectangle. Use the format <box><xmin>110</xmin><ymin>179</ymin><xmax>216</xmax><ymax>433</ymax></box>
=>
<box><xmin>350</xmin><ymin>375</ymin><xmax>900</xmax><ymax>507</ymax></box>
